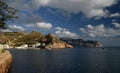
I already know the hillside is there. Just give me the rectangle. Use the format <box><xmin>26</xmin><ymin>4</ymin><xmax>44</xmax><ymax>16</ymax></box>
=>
<box><xmin>0</xmin><ymin>32</ymin><xmax>25</xmax><ymax>44</ymax></box>
<box><xmin>13</xmin><ymin>31</ymin><xmax>43</xmax><ymax>47</ymax></box>
<box><xmin>0</xmin><ymin>32</ymin><xmax>73</xmax><ymax>49</ymax></box>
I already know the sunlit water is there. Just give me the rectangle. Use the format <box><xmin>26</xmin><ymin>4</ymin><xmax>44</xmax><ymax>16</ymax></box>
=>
<box><xmin>8</xmin><ymin>47</ymin><xmax>120</xmax><ymax>73</ymax></box>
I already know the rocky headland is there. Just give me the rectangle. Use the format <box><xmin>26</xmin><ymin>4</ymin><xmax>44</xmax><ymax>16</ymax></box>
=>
<box><xmin>61</xmin><ymin>37</ymin><xmax>102</xmax><ymax>47</ymax></box>
<box><xmin>44</xmin><ymin>34</ymin><xmax>73</xmax><ymax>49</ymax></box>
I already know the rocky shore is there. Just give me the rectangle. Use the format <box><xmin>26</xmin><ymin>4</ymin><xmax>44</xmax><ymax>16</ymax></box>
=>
<box><xmin>45</xmin><ymin>42</ymin><xmax>73</xmax><ymax>49</ymax></box>
<box><xmin>0</xmin><ymin>51</ymin><xmax>12</xmax><ymax>73</ymax></box>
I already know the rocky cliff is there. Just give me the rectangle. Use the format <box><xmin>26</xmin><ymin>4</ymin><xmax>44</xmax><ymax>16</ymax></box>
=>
<box><xmin>42</xmin><ymin>34</ymin><xmax>73</xmax><ymax>49</ymax></box>
<box><xmin>0</xmin><ymin>51</ymin><xmax>12</xmax><ymax>73</ymax></box>
<box><xmin>45</xmin><ymin>42</ymin><xmax>73</xmax><ymax>49</ymax></box>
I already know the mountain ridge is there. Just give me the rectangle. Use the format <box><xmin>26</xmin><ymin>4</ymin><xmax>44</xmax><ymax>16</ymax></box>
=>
<box><xmin>60</xmin><ymin>37</ymin><xmax>102</xmax><ymax>47</ymax></box>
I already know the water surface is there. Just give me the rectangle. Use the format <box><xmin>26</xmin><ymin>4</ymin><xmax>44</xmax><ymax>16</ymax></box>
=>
<box><xmin>8</xmin><ymin>47</ymin><xmax>120</xmax><ymax>73</ymax></box>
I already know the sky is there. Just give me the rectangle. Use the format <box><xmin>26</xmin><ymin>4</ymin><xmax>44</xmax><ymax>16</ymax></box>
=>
<box><xmin>2</xmin><ymin>0</ymin><xmax>120</xmax><ymax>47</ymax></box>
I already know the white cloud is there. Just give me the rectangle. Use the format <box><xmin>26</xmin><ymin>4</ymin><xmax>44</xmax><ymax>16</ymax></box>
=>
<box><xmin>55</xmin><ymin>27</ymin><xmax>68</xmax><ymax>31</ymax></box>
<box><xmin>55</xmin><ymin>27</ymin><xmax>79</xmax><ymax>38</ymax></box>
<box><xmin>55</xmin><ymin>27</ymin><xmax>63</xmax><ymax>31</ymax></box>
<box><xmin>6</xmin><ymin>0</ymin><xmax>118</xmax><ymax>18</ymax></box>
<box><xmin>80</xmin><ymin>24</ymin><xmax>120</xmax><ymax>37</ymax></box>
<box><xmin>0</xmin><ymin>25</ymin><xmax>25</xmax><ymax>32</ymax></box>
<box><xmin>36</xmin><ymin>22</ymin><xmax>52</xmax><ymax>30</ymax></box>
<box><xmin>8</xmin><ymin>25</ymin><xmax>25</xmax><ymax>32</ymax></box>
<box><xmin>55</xmin><ymin>30</ymin><xmax>61</xmax><ymax>34</ymax></box>
<box><xmin>112</xmin><ymin>19</ymin><xmax>118</xmax><ymax>22</ymax></box>
<box><xmin>86</xmin><ymin>24</ymin><xmax>94</xmax><ymax>29</ymax></box>
<box><xmin>0</xmin><ymin>29</ymin><xmax>12</xmax><ymax>32</ymax></box>
<box><xmin>112</xmin><ymin>22</ymin><xmax>120</xmax><ymax>28</ymax></box>
<box><xmin>87</xmin><ymin>9</ymin><xmax>109</xmax><ymax>18</ymax></box>
<box><xmin>26</xmin><ymin>22</ymin><xmax>52</xmax><ymax>30</ymax></box>
<box><xmin>110</xmin><ymin>13</ymin><xmax>120</xmax><ymax>17</ymax></box>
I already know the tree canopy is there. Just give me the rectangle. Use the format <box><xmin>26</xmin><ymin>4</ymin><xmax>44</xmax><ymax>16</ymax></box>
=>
<box><xmin>0</xmin><ymin>0</ymin><xmax>18</xmax><ymax>29</ymax></box>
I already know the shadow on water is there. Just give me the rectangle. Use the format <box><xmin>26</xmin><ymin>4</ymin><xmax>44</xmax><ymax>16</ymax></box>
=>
<box><xmin>8</xmin><ymin>47</ymin><xmax>120</xmax><ymax>73</ymax></box>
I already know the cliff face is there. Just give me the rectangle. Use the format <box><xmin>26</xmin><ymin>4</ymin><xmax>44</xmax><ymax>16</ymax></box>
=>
<box><xmin>44</xmin><ymin>34</ymin><xmax>73</xmax><ymax>49</ymax></box>
<box><xmin>45</xmin><ymin>42</ymin><xmax>73</xmax><ymax>49</ymax></box>
<box><xmin>0</xmin><ymin>51</ymin><xmax>12</xmax><ymax>73</ymax></box>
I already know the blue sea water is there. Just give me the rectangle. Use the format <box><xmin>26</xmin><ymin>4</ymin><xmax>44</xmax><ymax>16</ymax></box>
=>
<box><xmin>8</xmin><ymin>47</ymin><xmax>120</xmax><ymax>73</ymax></box>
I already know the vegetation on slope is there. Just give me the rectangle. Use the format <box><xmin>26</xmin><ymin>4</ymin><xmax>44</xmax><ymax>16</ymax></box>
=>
<box><xmin>12</xmin><ymin>31</ymin><xmax>43</xmax><ymax>47</ymax></box>
<box><xmin>0</xmin><ymin>31</ymin><xmax>68</xmax><ymax>48</ymax></box>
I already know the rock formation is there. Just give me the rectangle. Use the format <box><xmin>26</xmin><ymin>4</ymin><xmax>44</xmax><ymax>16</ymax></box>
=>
<box><xmin>43</xmin><ymin>33</ymin><xmax>73</xmax><ymax>49</ymax></box>
<box><xmin>0</xmin><ymin>51</ymin><xmax>12</xmax><ymax>73</ymax></box>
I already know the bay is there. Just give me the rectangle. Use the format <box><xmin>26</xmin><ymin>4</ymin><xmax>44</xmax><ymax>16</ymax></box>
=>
<box><xmin>8</xmin><ymin>47</ymin><xmax>120</xmax><ymax>73</ymax></box>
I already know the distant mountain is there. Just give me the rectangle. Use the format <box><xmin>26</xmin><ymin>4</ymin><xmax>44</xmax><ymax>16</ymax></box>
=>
<box><xmin>60</xmin><ymin>37</ymin><xmax>102</xmax><ymax>47</ymax></box>
<box><xmin>0</xmin><ymin>32</ymin><xmax>73</xmax><ymax>49</ymax></box>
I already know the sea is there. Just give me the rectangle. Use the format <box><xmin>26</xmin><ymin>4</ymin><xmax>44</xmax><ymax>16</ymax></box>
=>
<box><xmin>8</xmin><ymin>47</ymin><xmax>120</xmax><ymax>73</ymax></box>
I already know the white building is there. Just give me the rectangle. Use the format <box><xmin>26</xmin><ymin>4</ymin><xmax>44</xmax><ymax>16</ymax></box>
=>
<box><xmin>16</xmin><ymin>44</ymin><xmax>28</xmax><ymax>49</ymax></box>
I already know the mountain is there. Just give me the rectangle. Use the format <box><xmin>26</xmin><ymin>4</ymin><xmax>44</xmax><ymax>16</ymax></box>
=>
<box><xmin>60</xmin><ymin>37</ymin><xmax>102</xmax><ymax>47</ymax></box>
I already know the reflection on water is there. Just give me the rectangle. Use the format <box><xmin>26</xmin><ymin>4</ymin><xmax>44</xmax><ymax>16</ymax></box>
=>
<box><xmin>8</xmin><ymin>47</ymin><xmax>120</xmax><ymax>73</ymax></box>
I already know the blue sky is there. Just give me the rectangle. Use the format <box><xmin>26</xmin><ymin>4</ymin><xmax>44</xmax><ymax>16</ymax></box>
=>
<box><xmin>2</xmin><ymin>0</ymin><xmax>120</xmax><ymax>47</ymax></box>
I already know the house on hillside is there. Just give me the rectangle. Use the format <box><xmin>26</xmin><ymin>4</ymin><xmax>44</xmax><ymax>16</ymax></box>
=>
<box><xmin>16</xmin><ymin>44</ymin><xmax>28</xmax><ymax>49</ymax></box>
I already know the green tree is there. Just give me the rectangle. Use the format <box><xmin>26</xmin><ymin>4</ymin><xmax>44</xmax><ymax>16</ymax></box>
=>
<box><xmin>0</xmin><ymin>0</ymin><xmax>18</xmax><ymax>29</ymax></box>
